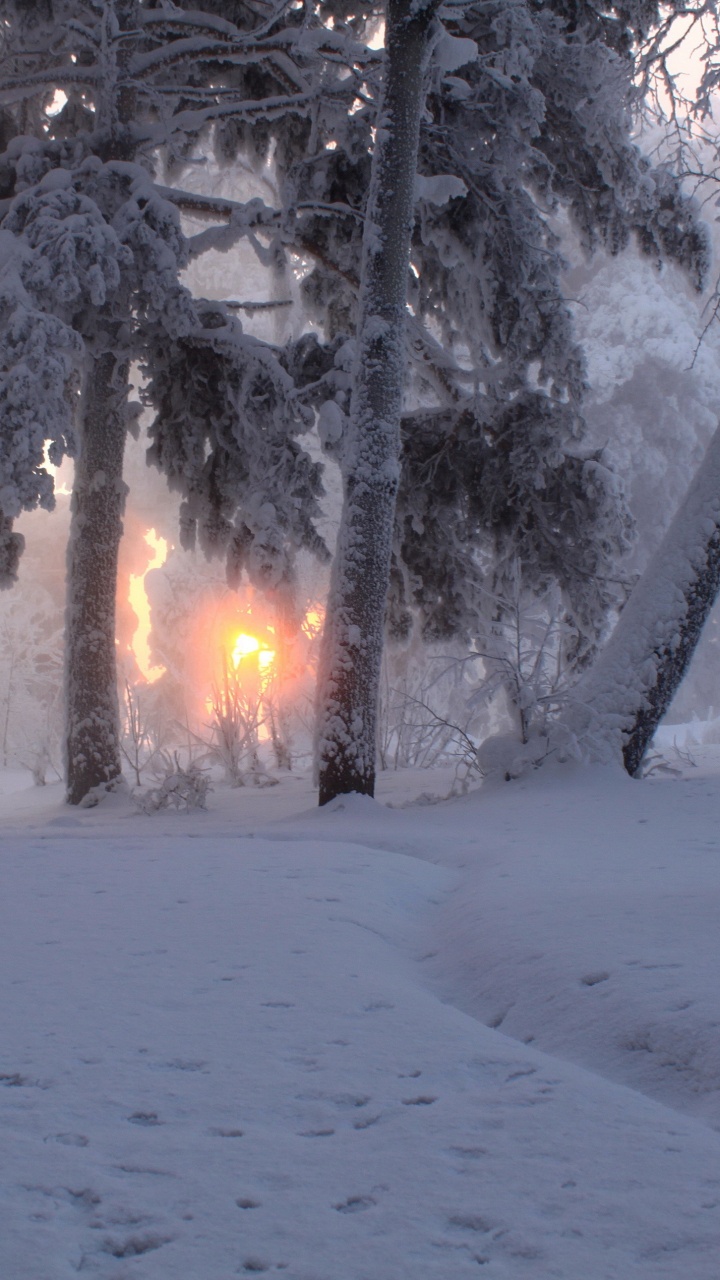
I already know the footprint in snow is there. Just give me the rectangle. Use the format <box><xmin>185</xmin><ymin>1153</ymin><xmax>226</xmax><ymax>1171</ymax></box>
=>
<box><xmin>127</xmin><ymin>1111</ymin><xmax>162</xmax><ymax>1126</ymax></box>
<box><xmin>102</xmin><ymin>1233</ymin><xmax>173</xmax><ymax>1258</ymax></box>
<box><xmin>334</xmin><ymin>1195</ymin><xmax>377</xmax><ymax>1214</ymax></box>
<box><xmin>581</xmin><ymin>971</ymin><xmax>610</xmax><ymax>986</ymax></box>
<box><xmin>448</xmin><ymin>1214</ymin><xmax>494</xmax><ymax>1234</ymax></box>
<box><xmin>332</xmin><ymin>1093</ymin><xmax>371</xmax><ymax>1109</ymax></box>
<box><xmin>65</xmin><ymin>1188</ymin><xmax>102</xmax><ymax>1210</ymax></box>
<box><xmin>353</xmin><ymin>1113</ymin><xmax>381</xmax><ymax>1130</ymax></box>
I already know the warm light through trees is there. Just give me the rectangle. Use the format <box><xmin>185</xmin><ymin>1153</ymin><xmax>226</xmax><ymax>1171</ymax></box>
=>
<box><xmin>127</xmin><ymin>530</ymin><xmax>169</xmax><ymax>684</ymax></box>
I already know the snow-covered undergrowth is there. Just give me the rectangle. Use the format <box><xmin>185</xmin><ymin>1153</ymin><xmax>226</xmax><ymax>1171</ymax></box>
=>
<box><xmin>2</xmin><ymin>762</ymin><xmax>719</xmax><ymax>1278</ymax></box>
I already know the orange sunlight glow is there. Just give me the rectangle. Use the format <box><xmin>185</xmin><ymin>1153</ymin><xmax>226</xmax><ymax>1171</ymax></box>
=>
<box><xmin>230</xmin><ymin>630</ymin><xmax>276</xmax><ymax>730</ymax></box>
<box><xmin>301</xmin><ymin>607</ymin><xmax>324</xmax><ymax>639</ymax></box>
<box><xmin>43</xmin><ymin>444</ymin><xmax>72</xmax><ymax>496</ymax></box>
<box><xmin>231</xmin><ymin>632</ymin><xmax>276</xmax><ymax>671</ymax></box>
<box><xmin>128</xmin><ymin>529</ymin><xmax>168</xmax><ymax>682</ymax></box>
<box><xmin>202</xmin><ymin>599</ymin><xmax>324</xmax><ymax>749</ymax></box>
<box><xmin>210</xmin><ymin>628</ymin><xmax>277</xmax><ymax>742</ymax></box>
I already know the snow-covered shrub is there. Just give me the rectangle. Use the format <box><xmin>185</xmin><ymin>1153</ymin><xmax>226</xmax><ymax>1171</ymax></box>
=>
<box><xmin>136</xmin><ymin>755</ymin><xmax>211</xmax><ymax>815</ymax></box>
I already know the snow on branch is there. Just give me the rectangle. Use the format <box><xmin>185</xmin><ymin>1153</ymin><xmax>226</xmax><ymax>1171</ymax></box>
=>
<box><xmin>142</xmin><ymin>303</ymin><xmax>330</xmax><ymax>594</ymax></box>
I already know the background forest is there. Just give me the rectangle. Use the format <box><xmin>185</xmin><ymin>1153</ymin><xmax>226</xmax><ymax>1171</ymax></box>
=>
<box><xmin>3</xmin><ymin>0</ymin><xmax>720</xmax><ymax>799</ymax></box>
<box><xmin>7</xmin><ymin>202</ymin><xmax>720</xmax><ymax>792</ymax></box>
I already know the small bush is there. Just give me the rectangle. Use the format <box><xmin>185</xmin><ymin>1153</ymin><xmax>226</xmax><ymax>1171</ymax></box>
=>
<box><xmin>136</xmin><ymin>753</ymin><xmax>211</xmax><ymax>813</ymax></box>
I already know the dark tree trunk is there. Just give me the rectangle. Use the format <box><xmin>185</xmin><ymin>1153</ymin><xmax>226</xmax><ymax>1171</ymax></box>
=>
<box><xmin>316</xmin><ymin>0</ymin><xmax>439</xmax><ymax>806</ymax></box>
<box><xmin>621</xmin><ymin>534</ymin><xmax>720</xmax><ymax>775</ymax></box>
<box><xmin>63</xmin><ymin>0</ymin><xmax>137</xmax><ymax>804</ymax></box>
<box><xmin>64</xmin><ymin>353</ymin><xmax>128</xmax><ymax>804</ymax></box>
<box><xmin>560</xmin><ymin>422</ymin><xmax>720</xmax><ymax>774</ymax></box>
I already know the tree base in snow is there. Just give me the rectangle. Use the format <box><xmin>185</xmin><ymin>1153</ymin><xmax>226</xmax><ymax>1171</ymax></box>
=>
<box><xmin>74</xmin><ymin>772</ymin><xmax>127</xmax><ymax>809</ymax></box>
<box><xmin>318</xmin><ymin>753</ymin><xmax>375</xmax><ymax>806</ymax></box>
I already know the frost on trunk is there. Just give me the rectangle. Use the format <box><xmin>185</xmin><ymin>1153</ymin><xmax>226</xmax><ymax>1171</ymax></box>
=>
<box><xmin>560</xmin><ymin>422</ymin><xmax>720</xmax><ymax>775</ymax></box>
<box><xmin>315</xmin><ymin>0</ymin><xmax>440</xmax><ymax>806</ymax></box>
<box><xmin>64</xmin><ymin>352</ymin><xmax>128</xmax><ymax>805</ymax></box>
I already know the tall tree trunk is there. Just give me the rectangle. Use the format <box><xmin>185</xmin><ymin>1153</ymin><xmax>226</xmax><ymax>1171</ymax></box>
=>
<box><xmin>64</xmin><ymin>353</ymin><xmax>128</xmax><ymax>804</ymax></box>
<box><xmin>316</xmin><ymin>0</ymin><xmax>439</xmax><ymax>806</ymax></box>
<box><xmin>560</xmin><ymin>421</ymin><xmax>720</xmax><ymax>774</ymax></box>
<box><xmin>64</xmin><ymin>0</ymin><xmax>137</xmax><ymax>804</ymax></box>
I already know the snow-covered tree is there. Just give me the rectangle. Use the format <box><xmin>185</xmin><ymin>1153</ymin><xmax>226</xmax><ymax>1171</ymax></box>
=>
<box><xmin>315</xmin><ymin>0</ymin><xmax>441</xmax><ymax>803</ymax></box>
<box><xmin>569</xmin><ymin>249</ymin><xmax>720</xmax><ymax>574</ymax></box>
<box><xmin>274</xmin><ymin>0</ymin><xmax>707</xmax><ymax>801</ymax></box>
<box><xmin>551</xmin><ymin>420</ymin><xmax>720</xmax><ymax>774</ymax></box>
<box><xmin>497</xmin><ymin>24</ymin><xmax>720</xmax><ymax>776</ymax></box>
<box><xmin>0</xmin><ymin>1</ymin><xmax>339</xmax><ymax>802</ymax></box>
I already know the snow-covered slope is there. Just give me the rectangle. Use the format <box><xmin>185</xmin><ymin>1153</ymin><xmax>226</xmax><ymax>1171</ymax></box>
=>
<box><xmin>1</xmin><ymin>765</ymin><xmax>719</xmax><ymax>1278</ymax></box>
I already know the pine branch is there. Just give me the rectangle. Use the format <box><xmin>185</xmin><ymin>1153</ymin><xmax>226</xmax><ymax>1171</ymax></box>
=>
<box><xmin>225</xmin><ymin>299</ymin><xmax>293</xmax><ymax>312</ymax></box>
<box><xmin>155</xmin><ymin>184</ymin><xmax>279</xmax><ymax>223</ymax></box>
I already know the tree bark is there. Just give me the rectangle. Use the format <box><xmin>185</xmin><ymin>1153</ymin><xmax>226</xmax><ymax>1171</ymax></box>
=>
<box><xmin>316</xmin><ymin>0</ymin><xmax>439</xmax><ymax>805</ymax></box>
<box><xmin>560</xmin><ymin>421</ymin><xmax>720</xmax><ymax>774</ymax></box>
<box><xmin>64</xmin><ymin>0</ymin><xmax>137</xmax><ymax>804</ymax></box>
<box><xmin>64</xmin><ymin>352</ymin><xmax>128</xmax><ymax>804</ymax></box>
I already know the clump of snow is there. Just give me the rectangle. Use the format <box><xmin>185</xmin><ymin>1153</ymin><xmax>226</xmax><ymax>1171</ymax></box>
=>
<box><xmin>434</xmin><ymin>30</ymin><xmax>478</xmax><ymax>73</ymax></box>
<box><xmin>415</xmin><ymin>174</ymin><xmax>468</xmax><ymax>206</ymax></box>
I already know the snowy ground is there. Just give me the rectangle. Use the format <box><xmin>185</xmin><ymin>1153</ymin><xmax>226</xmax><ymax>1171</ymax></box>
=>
<box><xmin>2</xmin><ymin>757</ymin><xmax>720</xmax><ymax>1279</ymax></box>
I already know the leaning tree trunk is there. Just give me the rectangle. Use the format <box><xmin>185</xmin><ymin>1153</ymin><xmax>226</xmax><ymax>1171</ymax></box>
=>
<box><xmin>560</xmin><ymin>421</ymin><xmax>720</xmax><ymax>775</ymax></box>
<box><xmin>64</xmin><ymin>352</ymin><xmax>128</xmax><ymax>804</ymax></box>
<box><xmin>316</xmin><ymin>0</ymin><xmax>439</xmax><ymax>806</ymax></box>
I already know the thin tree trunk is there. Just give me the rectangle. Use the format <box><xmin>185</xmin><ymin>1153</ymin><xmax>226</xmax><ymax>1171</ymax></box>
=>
<box><xmin>270</xmin><ymin>585</ymin><xmax>299</xmax><ymax>771</ymax></box>
<box><xmin>316</xmin><ymin>0</ymin><xmax>439</xmax><ymax>805</ymax></box>
<box><xmin>1</xmin><ymin>646</ymin><xmax>16</xmax><ymax>768</ymax></box>
<box><xmin>64</xmin><ymin>353</ymin><xmax>128</xmax><ymax>804</ymax></box>
<box><xmin>560</xmin><ymin>421</ymin><xmax>720</xmax><ymax>774</ymax></box>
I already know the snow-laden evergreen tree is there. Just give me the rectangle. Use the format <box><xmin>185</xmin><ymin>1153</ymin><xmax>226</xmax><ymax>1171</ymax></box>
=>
<box><xmin>0</xmin><ymin>0</ymin><xmax>338</xmax><ymax>802</ymax></box>
<box><xmin>251</xmin><ymin>0</ymin><xmax>706</xmax><ymax>800</ymax></box>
